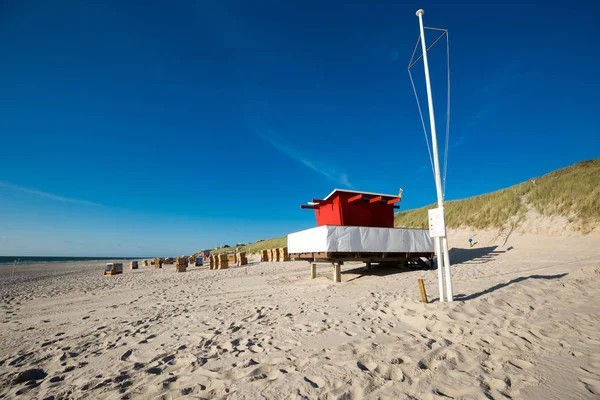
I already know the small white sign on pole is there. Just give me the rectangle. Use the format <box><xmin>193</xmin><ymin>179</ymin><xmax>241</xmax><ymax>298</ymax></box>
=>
<box><xmin>428</xmin><ymin>207</ymin><xmax>446</xmax><ymax>238</ymax></box>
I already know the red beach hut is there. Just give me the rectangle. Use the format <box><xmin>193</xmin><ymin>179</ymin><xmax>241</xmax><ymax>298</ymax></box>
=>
<box><xmin>301</xmin><ymin>189</ymin><xmax>401</xmax><ymax>228</ymax></box>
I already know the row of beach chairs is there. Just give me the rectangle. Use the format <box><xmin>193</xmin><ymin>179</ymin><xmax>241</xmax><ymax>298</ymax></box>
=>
<box><xmin>261</xmin><ymin>247</ymin><xmax>290</xmax><ymax>262</ymax></box>
<box><xmin>105</xmin><ymin>256</ymin><xmax>203</xmax><ymax>275</ymax></box>
<box><xmin>106</xmin><ymin>247</ymin><xmax>291</xmax><ymax>276</ymax></box>
<box><xmin>208</xmin><ymin>252</ymin><xmax>248</xmax><ymax>270</ymax></box>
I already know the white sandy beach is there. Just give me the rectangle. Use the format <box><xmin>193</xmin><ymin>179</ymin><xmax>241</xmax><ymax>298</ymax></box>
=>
<box><xmin>1</xmin><ymin>230</ymin><xmax>600</xmax><ymax>399</ymax></box>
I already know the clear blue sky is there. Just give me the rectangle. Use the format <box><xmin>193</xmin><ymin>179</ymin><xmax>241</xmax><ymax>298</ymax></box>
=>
<box><xmin>1</xmin><ymin>1</ymin><xmax>599</xmax><ymax>256</ymax></box>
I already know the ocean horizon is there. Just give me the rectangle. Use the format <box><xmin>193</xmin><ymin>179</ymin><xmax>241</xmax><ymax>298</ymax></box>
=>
<box><xmin>0</xmin><ymin>256</ymin><xmax>150</xmax><ymax>266</ymax></box>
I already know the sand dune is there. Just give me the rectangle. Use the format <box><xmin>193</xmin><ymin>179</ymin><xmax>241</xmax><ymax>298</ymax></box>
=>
<box><xmin>1</xmin><ymin>230</ymin><xmax>599</xmax><ymax>399</ymax></box>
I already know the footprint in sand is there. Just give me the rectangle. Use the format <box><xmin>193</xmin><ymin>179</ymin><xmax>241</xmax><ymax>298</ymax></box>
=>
<box><xmin>120</xmin><ymin>350</ymin><xmax>133</xmax><ymax>361</ymax></box>
<box><xmin>304</xmin><ymin>376</ymin><xmax>325</xmax><ymax>388</ymax></box>
<box><xmin>579</xmin><ymin>377</ymin><xmax>600</xmax><ymax>395</ymax></box>
<box><xmin>146</xmin><ymin>367</ymin><xmax>163</xmax><ymax>375</ymax></box>
<box><xmin>417</xmin><ymin>348</ymin><xmax>464</xmax><ymax>371</ymax></box>
<box><xmin>374</xmin><ymin>364</ymin><xmax>405</xmax><ymax>381</ymax></box>
<box><xmin>390</xmin><ymin>356</ymin><xmax>409</xmax><ymax>365</ymax></box>
<box><xmin>508</xmin><ymin>359</ymin><xmax>534</xmax><ymax>370</ymax></box>
<box><xmin>485</xmin><ymin>376</ymin><xmax>512</xmax><ymax>393</ymax></box>
<box><xmin>357</xmin><ymin>360</ymin><xmax>378</xmax><ymax>372</ymax></box>
<box><xmin>162</xmin><ymin>354</ymin><xmax>176</xmax><ymax>365</ymax></box>
<box><xmin>249</xmin><ymin>344</ymin><xmax>264</xmax><ymax>353</ymax></box>
<box><xmin>161</xmin><ymin>376</ymin><xmax>177</xmax><ymax>389</ymax></box>
<box><xmin>581</xmin><ymin>365</ymin><xmax>600</xmax><ymax>376</ymax></box>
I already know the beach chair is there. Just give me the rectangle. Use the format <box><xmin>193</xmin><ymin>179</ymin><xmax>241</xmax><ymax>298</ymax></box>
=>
<box><xmin>277</xmin><ymin>247</ymin><xmax>289</xmax><ymax>262</ymax></box>
<box><xmin>175</xmin><ymin>256</ymin><xmax>187</xmax><ymax>273</ymax></box>
<box><xmin>271</xmin><ymin>248</ymin><xmax>279</xmax><ymax>262</ymax></box>
<box><xmin>227</xmin><ymin>253</ymin><xmax>236</xmax><ymax>265</ymax></box>
<box><xmin>105</xmin><ymin>263</ymin><xmax>123</xmax><ymax>276</ymax></box>
<box><xmin>236</xmin><ymin>252</ymin><xmax>248</xmax><ymax>266</ymax></box>
<box><xmin>218</xmin><ymin>254</ymin><xmax>229</xmax><ymax>270</ymax></box>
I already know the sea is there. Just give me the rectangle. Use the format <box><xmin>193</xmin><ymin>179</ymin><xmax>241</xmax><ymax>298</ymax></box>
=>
<box><xmin>0</xmin><ymin>256</ymin><xmax>146</xmax><ymax>266</ymax></box>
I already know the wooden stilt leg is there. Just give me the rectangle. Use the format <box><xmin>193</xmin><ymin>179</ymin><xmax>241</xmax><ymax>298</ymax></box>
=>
<box><xmin>366</xmin><ymin>262</ymin><xmax>371</xmax><ymax>270</ymax></box>
<box><xmin>310</xmin><ymin>263</ymin><xmax>316</xmax><ymax>279</ymax></box>
<box><xmin>418</xmin><ymin>278</ymin><xmax>429</xmax><ymax>304</ymax></box>
<box><xmin>333</xmin><ymin>263</ymin><xmax>341</xmax><ymax>283</ymax></box>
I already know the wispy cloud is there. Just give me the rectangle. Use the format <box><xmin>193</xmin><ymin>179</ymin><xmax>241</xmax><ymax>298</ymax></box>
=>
<box><xmin>481</xmin><ymin>60</ymin><xmax>524</xmax><ymax>93</ymax></box>
<box><xmin>460</xmin><ymin>105</ymin><xmax>495</xmax><ymax>136</ymax></box>
<box><xmin>461</xmin><ymin>61</ymin><xmax>524</xmax><ymax>134</ymax></box>
<box><xmin>258</xmin><ymin>131</ymin><xmax>352</xmax><ymax>188</ymax></box>
<box><xmin>449</xmin><ymin>135</ymin><xmax>466</xmax><ymax>151</ymax></box>
<box><xmin>0</xmin><ymin>181</ymin><xmax>101</xmax><ymax>206</ymax></box>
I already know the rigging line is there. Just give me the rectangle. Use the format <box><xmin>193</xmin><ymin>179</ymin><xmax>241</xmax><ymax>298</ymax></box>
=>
<box><xmin>408</xmin><ymin>31</ymin><xmax>447</xmax><ymax>70</ymax></box>
<box><xmin>408</xmin><ymin>34</ymin><xmax>421</xmax><ymax>70</ymax></box>
<box><xmin>443</xmin><ymin>31</ymin><xmax>451</xmax><ymax>198</ymax></box>
<box><xmin>408</xmin><ymin>68</ymin><xmax>435</xmax><ymax>178</ymax></box>
<box><xmin>424</xmin><ymin>26</ymin><xmax>448</xmax><ymax>32</ymax></box>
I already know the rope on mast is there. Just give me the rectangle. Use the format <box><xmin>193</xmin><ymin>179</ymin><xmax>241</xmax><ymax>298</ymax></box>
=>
<box><xmin>442</xmin><ymin>30</ymin><xmax>450</xmax><ymax>198</ymax></box>
<box><xmin>408</xmin><ymin>35</ymin><xmax>435</xmax><ymax>178</ymax></box>
<box><xmin>408</xmin><ymin>27</ymin><xmax>451</xmax><ymax>198</ymax></box>
<box><xmin>408</xmin><ymin>29</ymin><xmax>447</xmax><ymax>70</ymax></box>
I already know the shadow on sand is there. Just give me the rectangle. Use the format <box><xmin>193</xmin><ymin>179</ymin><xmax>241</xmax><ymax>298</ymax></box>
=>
<box><xmin>449</xmin><ymin>246</ymin><xmax>505</xmax><ymax>264</ymax></box>
<box><xmin>342</xmin><ymin>264</ymin><xmax>422</xmax><ymax>282</ymax></box>
<box><xmin>454</xmin><ymin>273</ymin><xmax>568</xmax><ymax>301</ymax></box>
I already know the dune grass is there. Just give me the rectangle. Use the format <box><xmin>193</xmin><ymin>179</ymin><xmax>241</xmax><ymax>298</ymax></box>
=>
<box><xmin>209</xmin><ymin>236</ymin><xmax>288</xmax><ymax>255</ymax></box>
<box><xmin>395</xmin><ymin>158</ymin><xmax>600</xmax><ymax>232</ymax></box>
<box><xmin>526</xmin><ymin>158</ymin><xmax>600</xmax><ymax>226</ymax></box>
<box><xmin>394</xmin><ymin>183</ymin><xmax>527</xmax><ymax>230</ymax></box>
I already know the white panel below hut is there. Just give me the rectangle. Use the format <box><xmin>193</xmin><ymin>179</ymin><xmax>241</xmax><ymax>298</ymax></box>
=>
<box><xmin>287</xmin><ymin>225</ymin><xmax>433</xmax><ymax>254</ymax></box>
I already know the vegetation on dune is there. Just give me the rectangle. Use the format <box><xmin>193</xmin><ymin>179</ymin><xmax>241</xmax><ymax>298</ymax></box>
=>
<box><xmin>209</xmin><ymin>236</ymin><xmax>287</xmax><ymax>255</ymax></box>
<box><xmin>393</xmin><ymin>183</ymin><xmax>527</xmax><ymax>230</ymax></box>
<box><xmin>526</xmin><ymin>158</ymin><xmax>600</xmax><ymax>224</ymax></box>
<box><xmin>394</xmin><ymin>158</ymin><xmax>600</xmax><ymax>233</ymax></box>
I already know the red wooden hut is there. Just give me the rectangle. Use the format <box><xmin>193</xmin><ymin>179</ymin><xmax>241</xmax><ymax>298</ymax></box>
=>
<box><xmin>301</xmin><ymin>189</ymin><xmax>402</xmax><ymax>228</ymax></box>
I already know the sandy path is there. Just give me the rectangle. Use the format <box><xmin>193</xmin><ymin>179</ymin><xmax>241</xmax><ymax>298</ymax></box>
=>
<box><xmin>1</xmin><ymin>231</ymin><xmax>599</xmax><ymax>399</ymax></box>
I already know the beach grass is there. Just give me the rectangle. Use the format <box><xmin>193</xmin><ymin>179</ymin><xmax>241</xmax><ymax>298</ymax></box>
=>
<box><xmin>394</xmin><ymin>158</ymin><xmax>600</xmax><ymax>232</ymax></box>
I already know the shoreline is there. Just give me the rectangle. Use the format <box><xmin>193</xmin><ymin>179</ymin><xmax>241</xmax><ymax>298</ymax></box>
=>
<box><xmin>0</xmin><ymin>257</ymin><xmax>148</xmax><ymax>267</ymax></box>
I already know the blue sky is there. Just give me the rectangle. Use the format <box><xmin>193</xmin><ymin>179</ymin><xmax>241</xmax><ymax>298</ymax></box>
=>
<box><xmin>1</xmin><ymin>1</ymin><xmax>599</xmax><ymax>256</ymax></box>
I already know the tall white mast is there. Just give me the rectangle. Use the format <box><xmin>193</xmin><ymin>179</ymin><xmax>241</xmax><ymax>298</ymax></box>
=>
<box><xmin>416</xmin><ymin>9</ymin><xmax>453</xmax><ymax>302</ymax></box>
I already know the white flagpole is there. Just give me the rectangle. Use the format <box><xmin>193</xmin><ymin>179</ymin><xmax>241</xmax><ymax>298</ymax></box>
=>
<box><xmin>442</xmin><ymin>237</ymin><xmax>453</xmax><ymax>301</ymax></box>
<box><xmin>435</xmin><ymin>237</ymin><xmax>445</xmax><ymax>302</ymax></box>
<box><xmin>416</xmin><ymin>9</ymin><xmax>453</xmax><ymax>302</ymax></box>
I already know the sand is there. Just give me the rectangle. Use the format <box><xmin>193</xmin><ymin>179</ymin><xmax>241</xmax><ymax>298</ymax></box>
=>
<box><xmin>1</xmin><ymin>231</ymin><xmax>600</xmax><ymax>399</ymax></box>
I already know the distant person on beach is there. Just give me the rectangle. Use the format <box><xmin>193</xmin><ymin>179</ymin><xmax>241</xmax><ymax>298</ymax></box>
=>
<box><xmin>468</xmin><ymin>238</ymin><xmax>473</xmax><ymax>248</ymax></box>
